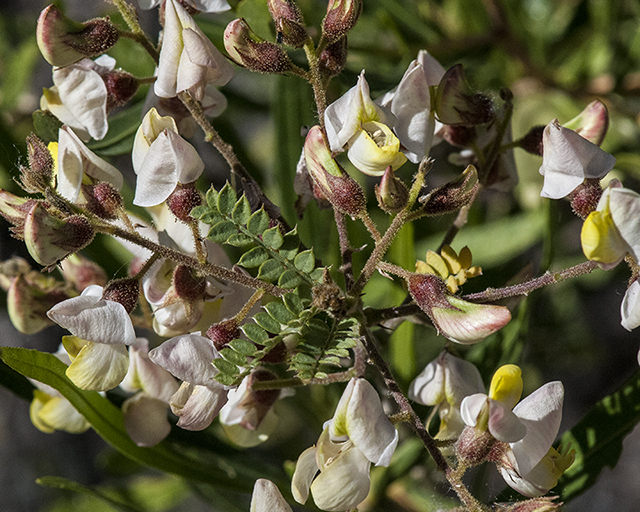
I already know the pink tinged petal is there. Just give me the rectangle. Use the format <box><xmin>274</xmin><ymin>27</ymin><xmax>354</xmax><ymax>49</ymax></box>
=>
<box><xmin>154</xmin><ymin>0</ymin><xmax>184</xmax><ymax>98</ymax></box>
<box><xmin>510</xmin><ymin>381</ymin><xmax>564</xmax><ymax>476</ymax></box>
<box><xmin>608</xmin><ymin>187</ymin><xmax>640</xmax><ymax>262</ymax></box>
<box><xmin>499</xmin><ymin>466</ymin><xmax>550</xmax><ymax>498</ymax></box>
<box><xmin>539</xmin><ymin>119</ymin><xmax>616</xmax><ymax>199</ymax></box>
<box><xmin>121</xmin><ymin>338</ymin><xmax>179</xmax><ymax>400</ymax></box>
<box><xmin>460</xmin><ymin>393</ymin><xmax>489</xmax><ymax>427</ymax></box>
<box><xmin>47</xmin><ymin>285</ymin><xmax>136</xmax><ymax>345</ymax></box>
<box><xmin>417</xmin><ymin>49</ymin><xmax>446</xmax><ymax>86</ymax></box>
<box><xmin>66</xmin><ymin>341</ymin><xmax>129</xmax><ymax>391</ymax></box>
<box><xmin>408</xmin><ymin>357</ymin><xmax>445</xmax><ymax>405</ymax></box>
<box><xmin>621</xmin><ymin>281</ymin><xmax>640</xmax><ymax>331</ymax></box>
<box><xmin>182</xmin><ymin>28</ymin><xmax>234</xmax><ymax>86</ymax></box>
<box><xmin>487</xmin><ymin>399</ymin><xmax>526</xmax><ymax>443</ymax></box>
<box><xmin>292</xmin><ymin>446</ymin><xmax>318</xmax><ymax>505</ymax></box>
<box><xmin>173</xmin><ymin>383</ymin><xmax>228</xmax><ymax>430</ymax></box>
<box><xmin>148</xmin><ymin>333</ymin><xmax>219</xmax><ymax>385</ymax></box>
<box><xmin>123</xmin><ymin>393</ymin><xmax>172</xmax><ymax>446</ymax></box>
<box><xmin>251</xmin><ymin>479</ymin><xmax>292</xmax><ymax>512</ymax></box>
<box><xmin>54</xmin><ymin>63</ymin><xmax>108</xmax><ymax>140</ymax></box>
<box><xmin>310</xmin><ymin>446</ymin><xmax>371</xmax><ymax>512</ymax></box>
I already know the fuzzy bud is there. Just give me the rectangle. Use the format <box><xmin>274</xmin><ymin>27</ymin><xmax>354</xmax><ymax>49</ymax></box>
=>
<box><xmin>102</xmin><ymin>277</ymin><xmax>139</xmax><ymax>314</ymax></box>
<box><xmin>375</xmin><ymin>166</ymin><xmax>409</xmax><ymax>213</ymax></box>
<box><xmin>24</xmin><ymin>204</ymin><xmax>95</xmax><ymax>266</ymax></box>
<box><xmin>435</xmin><ymin>64</ymin><xmax>494</xmax><ymax>126</ymax></box>
<box><xmin>564</xmin><ymin>99</ymin><xmax>609</xmax><ymax>146</ymax></box>
<box><xmin>166</xmin><ymin>184</ymin><xmax>203</xmax><ymax>222</ymax></box>
<box><xmin>495</xmin><ymin>497</ymin><xmax>562</xmax><ymax>512</ymax></box>
<box><xmin>59</xmin><ymin>253</ymin><xmax>108</xmax><ymax>291</ymax></box>
<box><xmin>268</xmin><ymin>0</ymin><xmax>308</xmax><ymax>48</ymax></box>
<box><xmin>37</xmin><ymin>5</ymin><xmax>119</xmax><ymax>67</ymax></box>
<box><xmin>206</xmin><ymin>318</ymin><xmax>241</xmax><ymax>350</ymax></box>
<box><xmin>455</xmin><ymin>425</ymin><xmax>497</xmax><ymax>466</ymax></box>
<box><xmin>103</xmin><ymin>70</ymin><xmax>139</xmax><ymax>111</ymax></box>
<box><xmin>81</xmin><ymin>182</ymin><xmax>123</xmax><ymax>220</ymax></box>
<box><xmin>303</xmin><ymin>125</ymin><xmax>367</xmax><ymax>218</ymax></box>
<box><xmin>19</xmin><ymin>134</ymin><xmax>54</xmax><ymax>193</ymax></box>
<box><xmin>419</xmin><ymin>165</ymin><xmax>479</xmax><ymax>215</ymax></box>
<box><xmin>172</xmin><ymin>265</ymin><xmax>206</xmax><ymax>302</ymax></box>
<box><xmin>567</xmin><ymin>179</ymin><xmax>603</xmax><ymax>219</ymax></box>
<box><xmin>322</xmin><ymin>0</ymin><xmax>363</xmax><ymax>45</ymax></box>
<box><xmin>319</xmin><ymin>37</ymin><xmax>348</xmax><ymax>77</ymax></box>
<box><xmin>0</xmin><ymin>191</ymin><xmax>40</xmax><ymax>240</ymax></box>
<box><xmin>518</xmin><ymin>125</ymin><xmax>545</xmax><ymax>156</ymax></box>
<box><xmin>224</xmin><ymin>18</ymin><xmax>293</xmax><ymax>74</ymax></box>
<box><xmin>440</xmin><ymin>124</ymin><xmax>477</xmax><ymax>148</ymax></box>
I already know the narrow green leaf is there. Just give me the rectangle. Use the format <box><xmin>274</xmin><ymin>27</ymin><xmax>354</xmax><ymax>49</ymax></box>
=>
<box><xmin>242</xmin><ymin>323</ymin><xmax>270</xmax><ymax>344</ymax></box>
<box><xmin>246</xmin><ymin>208</ymin><xmax>271</xmax><ymax>235</ymax></box>
<box><xmin>207</xmin><ymin>221</ymin><xmax>237</xmax><ymax>243</ymax></box>
<box><xmin>262</xmin><ymin>226</ymin><xmax>284</xmax><ymax>250</ymax></box>
<box><xmin>212</xmin><ymin>358</ymin><xmax>239</xmax><ymax>376</ymax></box>
<box><xmin>253</xmin><ymin>312</ymin><xmax>282</xmax><ymax>334</ymax></box>
<box><xmin>265</xmin><ymin>301</ymin><xmax>296</xmax><ymax>324</ymax></box>
<box><xmin>226</xmin><ymin>233</ymin><xmax>254</xmax><ymax>247</ymax></box>
<box><xmin>278</xmin><ymin>270</ymin><xmax>303</xmax><ymax>289</ymax></box>
<box><xmin>229</xmin><ymin>339</ymin><xmax>258</xmax><ymax>356</ymax></box>
<box><xmin>257</xmin><ymin>259</ymin><xmax>284</xmax><ymax>281</ymax></box>
<box><xmin>294</xmin><ymin>249</ymin><xmax>316</xmax><ymax>273</ymax></box>
<box><xmin>279</xmin><ymin>230</ymin><xmax>300</xmax><ymax>260</ymax></box>
<box><xmin>206</xmin><ymin>187</ymin><xmax>219</xmax><ymax>209</ymax></box>
<box><xmin>0</xmin><ymin>358</ymin><xmax>34</xmax><ymax>401</ymax></box>
<box><xmin>37</xmin><ymin>476</ymin><xmax>141</xmax><ymax>512</ymax></box>
<box><xmin>238</xmin><ymin>247</ymin><xmax>270</xmax><ymax>268</ymax></box>
<box><xmin>232</xmin><ymin>195</ymin><xmax>252</xmax><ymax>225</ymax></box>
<box><xmin>217</xmin><ymin>183</ymin><xmax>237</xmax><ymax>215</ymax></box>
<box><xmin>219</xmin><ymin>348</ymin><xmax>248</xmax><ymax>367</ymax></box>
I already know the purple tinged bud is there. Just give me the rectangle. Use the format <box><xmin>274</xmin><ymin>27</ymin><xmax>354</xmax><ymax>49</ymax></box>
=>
<box><xmin>564</xmin><ymin>100</ymin><xmax>609</xmax><ymax>146</ymax></box>
<box><xmin>435</xmin><ymin>64</ymin><xmax>495</xmax><ymax>126</ymax></box>
<box><xmin>319</xmin><ymin>37</ymin><xmax>348</xmax><ymax>77</ymax></box>
<box><xmin>440</xmin><ymin>124</ymin><xmax>477</xmax><ymax>148</ymax></box>
<box><xmin>60</xmin><ymin>253</ymin><xmax>108</xmax><ymax>291</ymax></box>
<box><xmin>567</xmin><ymin>179</ymin><xmax>603</xmax><ymax>219</ymax></box>
<box><xmin>455</xmin><ymin>425</ymin><xmax>497</xmax><ymax>466</ymax></box>
<box><xmin>419</xmin><ymin>165</ymin><xmax>479</xmax><ymax>216</ymax></box>
<box><xmin>36</xmin><ymin>5</ymin><xmax>119</xmax><ymax>67</ymax></box>
<box><xmin>375</xmin><ymin>166</ymin><xmax>409</xmax><ymax>213</ymax></box>
<box><xmin>7</xmin><ymin>274</ymin><xmax>68</xmax><ymax>334</ymax></box>
<box><xmin>224</xmin><ymin>18</ymin><xmax>293</xmax><ymax>74</ymax></box>
<box><xmin>82</xmin><ymin>182</ymin><xmax>123</xmax><ymax>220</ymax></box>
<box><xmin>19</xmin><ymin>134</ymin><xmax>53</xmax><ymax>194</ymax></box>
<box><xmin>519</xmin><ymin>125</ymin><xmax>545</xmax><ymax>156</ymax></box>
<box><xmin>206</xmin><ymin>318</ymin><xmax>241</xmax><ymax>350</ymax></box>
<box><xmin>303</xmin><ymin>125</ymin><xmax>367</xmax><ymax>218</ymax></box>
<box><xmin>172</xmin><ymin>265</ymin><xmax>206</xmax><ymax>302</ymax></box>
<box><xmin>166</xmin><ymin>184</ymin><xmax>203</xmax><ymax>222</ymax></box>
<box><xmin>267</xmin><ymin>0</ymin><xmax>308</xmax><ymax>48</ymax></box>
<box><xmin>102</xmin><ymin>277</ymin><xmax>139</xmax><ymax>314</ymax></box>
<box><xmin>103</xmin><ymin>70</ymin><xmax>139</xmax><ymax>111</ymax></box>
<box><xmin>322</xmin><ymin>0</ymin><xmax>363</xmax><ymax>45</ymax></box>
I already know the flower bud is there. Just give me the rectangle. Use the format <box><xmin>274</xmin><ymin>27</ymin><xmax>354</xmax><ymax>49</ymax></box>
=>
<box><xmin>319</xmin><ymin>37</ymin><xmax>348</xmax><ymax>77</ymax></box>
<box><xmin>103</xmin><ymin>70</ymin><xmax>139</xmax><ymax>111</ymax></box>
<box><xmin>268</xmin><ymin>0</ymin><xmax>308</xmax><ymax>48</ymax></box>
<box><xmin>24</xmin><ymin>204</ymin><xmax>95</xmax><ymax>266</ymax></box>
<box><xmin>567</xmin><ymin>179</ymin><xmax>603</xmax><ymax>219</ymax></box>
<box><xmin>19</xmin><ymin>134</ymin><xmax>54</xmax><ymax>193</ymax></box>
<box><xmin>224</xmin><ymin>19</ymin><xmax>293</xmax><ymax>74</ymax></box>
<box><xmin>238</xmin><ymin>369</ymin><xmax>281</xmax><ymax>430</ymax></box>
<box><xmin>375</xmin><ymin>166</ymin><xmax>409</xmax><ymax>213</ymax></box>
<box><xmin>60</xmin><ymin>253</ymin><xmax>108</xmax><ymax>291</ymax></box>
<box><xmin>7</xmin><ymin>274</ymin><xmax>69</xmax><ymax>334</ymax></box>
<box><xmin>166</xmin><ymin>184</ymin><xmax>203</xmax><ymax>222</ymax></box>
<box><xmin>435</xmin><ymin>64</ymin><xmax>494</xmax><ymax>126</ymax></box>
<box><xmin>322</xmin><ymin>0</ymin><xmax>363</xmax><ymax>45</ymax></box>
<box><xmin>518</xmin><ymin>125</ymin><xmax>545</xmax><ymax>156</ymax></box>
<box><xmin>206</xmin><ymin>318</ymin><xmax>241</xmax><ymax>350</ymax></box>
<box><xmin>494</xmin><ymin>497</ymin><xmax>562</xmax><ymax>512</ymax></box>
<box><xmin>419</xmin><ymin>165</ymin><xmax>479</xmax><ymax>216</ymax></box>
<box><xmin>81</xmin><ymin>182</ymin><xmax>123</xmax><ymax>220</ymax></box>
<box><xmin>0</xmin><ymin>191</ymin><xmax>40</xmax><ymax>240</ymax></box>
<box><xmin>37</xmin><ymin>5</ymin><xmax>119</xmax><ymax>67</ymax></box>
<box><xmin>102</xmin><ymin>277</ymin><xmax>139</xmax><ymax>314</ymax></box>
<box><xmin>172</xmin><ymin>265</ymin><xmax>206</xmax><ymax>302</ymax></box>
<box><xmin>455</xmin><ymin>425</ymin><xmax>497</xmax><ymax>466</ymax></box>
<box><xmin>303</xmin><ymin>125</ymin><xmax>367</xmax><ymax>218</ymax></box>
<box><xmin>439</xmin><ymin>124</ymin><xmax>477</xmax><ymax>148</ymax></box>
<box><xmin>564</xmin><ymin>99</ymin><xmax>609</xmax><ymax>146</ymax></box>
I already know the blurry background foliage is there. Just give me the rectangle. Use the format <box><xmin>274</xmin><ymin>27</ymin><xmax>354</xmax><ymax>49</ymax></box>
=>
<box><xmin>1</xmin><ymin>0</ymin><xmax>640</xmax><ymax>511</ymax></box>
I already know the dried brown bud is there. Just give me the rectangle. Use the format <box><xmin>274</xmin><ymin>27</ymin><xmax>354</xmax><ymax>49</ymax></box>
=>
<box><xmin>206</xmin><ymin>318</ymin><xmax>241</xmax><ymax>350</ymax></box>
<box><xmin>166</xmin><ymin>184</ymin><xmax>203</xmax><ymax>222</ymax></box>
<box><xmin>102</xmin><ymin>277</ymin><xmax>139</xmax><ymax>314</ymax></box>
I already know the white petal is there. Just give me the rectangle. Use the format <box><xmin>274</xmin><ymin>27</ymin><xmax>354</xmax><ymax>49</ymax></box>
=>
<box><xmin>416</xmin><ymin>49</ymin><xmax>446</xmax><ymax>86</ymax></box>
<box><xmin>121</xmin><ymin>338</ymin><xmax>179</xmax><ymax>401</ymax></box>
<box><xmin>34</xmin><ymin>395</ymin><xmax>90</xmax><ymax>434</ymax></box>
<box><xmin>291</xmin><ymin>446</ymin><xmax>318</xmax><ymax>504</ymax></box>
<box><xmin>154</xmin><ymin>0</ymin><xmax>183</xmax><ymax>98</ymax></box>
<box><xmin>148</xmin><ymin>333</ymin><xmax>219</xmax><ymax>385</ymax></box>
<box><xmin>251</xmin><ymin>479</ymin><xmax>292</xmax><ymax>512</ymax></box>
<box><xmin>182</xmin><ymin>28</ymin><xmax>234</xmax><ymax>86</ymax></box>
<box><xmin>408</xmin><ymin>357</ymin><xmax>445</xmax><ymax>406</ymax></box>
<box><xmin>621</xmin><ymin>281</ymin><xmax>640</xmax><ymax>331</ymax></box>
<box><xmin>444</xmin><ymin>353</ymin><xmax>485</xmax><ymax>406</ymax></box>
<box><xmin>499</xmin><ymin>466</ymin><xmax>549</xmax><ymax>498</ymax></box>
<box><xmin>66</xmin><ymin>342</ymin><xmax>129</xmax><ymax>391</ymax></box>
<box><xmin>123</xmin><ymin>393</ymin><xmax>172</xmax><ymax>446</ymax></box>
<box><xmin>510</xmin><ymin>381</ymin><xmax>564</xmax><ymax>475</ymax></box>
<box><xmin>173</xmin><ymin>383</ymin><xmax>228</xmax><ymax>430</ymax></box>
<box><xmin>460</xmin><ymin>393</ymin><xmax>488</xmax><ymax>427</ymax></box>
<box><xmin>310</xmin><ymin>446</ymin><xmax>371</xmax><ymax>512</ymax></box>
<box><xmin>608</xmin><ymin>187</ymin><xmax>640</xmax><ymax>262</ymax></box>
<box><xmin>487</xmin><ymin>399</ymin><xmax>526</xmax><ymax>443</ymax></box>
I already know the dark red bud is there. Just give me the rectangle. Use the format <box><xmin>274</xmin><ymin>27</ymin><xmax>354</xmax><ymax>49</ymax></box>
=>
<box><xmin>103</xmin><ymin>70</ymin><xmax>139</xmax><ymax>111</ymax></box>
<box><xmin>167</xmin><ymin>185</ymin><xmax>203</xmax><ymax>222</ymax></box>
<box><xmin>207</xmin><ymin>319</ymin><xmax>241</xmax><ymax>350</ymax></box>
<box><xmin>172</xmin><ymin>265</ymin><xmax>206</xmax><ymax>302</ymax></box>
<box><xmin>82</xmin><ymin>182</ymin><xmax>123</xmax><ymax>219</ymax></box>
<box><xmin>102</xmin><ymin>277</ymin><xmax>139</xmax><ymax>314</ymax></box>
<box><xmin>567</xmin><ymin>179</ymin><xmax>603</xmax><ymax>219</ymax></box>
<box><xmin>519</xmin><ymin>125</ymin><xmax>545</xmax><ymax>156</ymax></box>
<box><xmin>319</xmin><ymin>37</ymin><xmax>348</xmax><ymax>77</ymax></box>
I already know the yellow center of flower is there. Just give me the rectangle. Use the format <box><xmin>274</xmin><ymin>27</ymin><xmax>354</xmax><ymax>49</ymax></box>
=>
<box><xmin>488</xmin><ymin>364</ymin><xmax>523</xmax><ymax>410</ymax></box>
<box><xmin>346</xmin><ymin>121</ymin><xmax>407</xmax><ymax>176</ymax></box>
<box><xmin>581</xmin><ymin>209</ymin><xmax>628</xmax><ymax>264</ymax></box>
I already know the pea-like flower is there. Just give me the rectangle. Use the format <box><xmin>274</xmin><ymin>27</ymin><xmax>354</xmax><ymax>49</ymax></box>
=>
<box><xmin>250</xmin><ymin>479</ymin><xmax>292</xmax><ymax>512</ymax></box>
<box><xmin>292</xmin><ymin>378</ymin><xmax>398</xmax><ymax>511</ymax></box>
<box><xmin>155</xmin><ymin>0</ymin><xmax>234</xmax><ymax>101</ymax></box>
<box><xmin>137</xmin><ymin>0</ymin><xmax>231</xmax><ymax>12</ymax></box>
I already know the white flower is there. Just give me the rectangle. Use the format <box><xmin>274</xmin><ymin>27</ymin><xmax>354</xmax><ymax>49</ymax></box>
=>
<box><xmin>132</xmin><ymin>108</ymin><xmax>204</xmax><ymax>207</ymax></box>
<box><xmin>138</xmin><ymin>0</ymin><xmax>231</xmax><ymax>12</ymax></box>
<box><xmin>250</xmin><ymin>479</ymin><xmax>292</xmax><ymax>512</ymax></box>
<box><xmin>148</xmin><ymin>333</ymin><xmax>229</xmax><ymax>430</ymax></box>
<box><xmin>54</xmin><ymin>125</ymin><xmax>123</xmax><ymax>203</ymax></box>
<box><xmin>292</xmin><ymin>378</ymin><xmax>398</xmax><ymax>511</ymax></box>
<box><xmin>155</xmin><ymin>0</ymin><xmax>234</xmax><ymax>101</ymax></box>
<box><xmin>408</xmin><ymin>351</ymin><xmax>484</xmax><ymax>439</ymax></box>
<box><xmin>621</xmin><ymin>280</ymin><xmax>640</xmax><ymax>332</ymax></box>
<box><xmin>539</xmin><ymin>119</ymin><xmax>616</xmax><ymax>199</ymax></box>
<box><xmin>41</xmin><ymin>55</ymin><xmax>114</xmax><ymax>141</ymax></box>
<box><xmin>120</xmin><ymin>338</ymin><xmax>179</xmax><ymax>446</ymax></box>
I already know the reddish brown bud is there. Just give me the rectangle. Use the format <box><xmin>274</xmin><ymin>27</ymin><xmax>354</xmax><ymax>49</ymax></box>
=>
<box><xmin>455</xmin><ymin>425</ymin><xmax>497</xmax><ymax>466</ymax></box>
<box><xmin>103</xmin><ymin>70</ymin><xmax>139</xmax><ymax>111</ymax></box>
<box><xmin>322</xmin><ymin>0</ymin><xmax>363</xmax><ymax>45</ymax></box>
<box><xmin>567</xmin><ymin>179</ymin><xmax>603</xmax><ymax>219</ymax></box>
<box><xmin>319</xmin><ymin>37</ymin><xmax>348</xmax><ymax>77</ymax></box>
<box><xmin>102</xmin><ymin>277</ymin><xmax>139</xmax><ymax>314</ymax></box>
<box><xmin>19</xmin><ymin>134</ymin><xmax>54</xmax><ymax>193</ymax></box>
<box><xmin>440</xmin><ymin>124</ymin><xmax>477</xmax><ymax>148</ymax></box>
<box><xmin>166</xmin><ymin>184</ymin><xmax>203</xmax><ymax>222</ymax></box>
<box><xmin>206</xmin><ymin>319</ymin><xmax>241</xmax><ymax>350</ymax></box>
<box><xmin>419</xmin><ymin>165</ymin><xmax>479</xmax><ymax>215</ymax></box>
<box><xmin>518</xmin><ymin>125</ymin><xmax>545</xmax><ymax>156</ymax></box>
<box><xmin>82</xmin><ymin>182</ymin><xmax>123</xmax><ymax>220</ymax></box>
<box><xmin>60</xmin><ymin>253</ymin><xmax>108</xmax><ymax>291</ymax></box>
<box><xmin>268</xmin><ymin>0</ymin><xmax>308</xmax><ymax>47</ymax></box>
<box><xmin>172</xmin><ymin>265</ymin><xmax>206</xmax><ymax>302</ymax></box>
<box><xmin>406</xmin><ymin>272</ymin><xmax>454</xmax><ymax>313</ymax></box>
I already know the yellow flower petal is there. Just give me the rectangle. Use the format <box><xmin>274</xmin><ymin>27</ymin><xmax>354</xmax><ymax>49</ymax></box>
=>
<box><xmin>489</xmin><ymin>364</ymin><xmax>523</xmax><ymax>410</ymax></box>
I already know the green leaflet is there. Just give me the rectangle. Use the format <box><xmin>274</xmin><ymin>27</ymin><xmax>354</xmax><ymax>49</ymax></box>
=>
<box><xmin>37</xmin><ymin>476</ymin><xmax>141</xmax><ymax>512</ymax></box>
